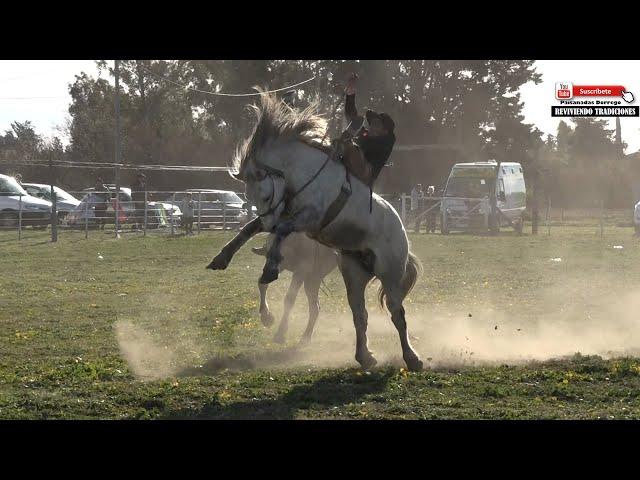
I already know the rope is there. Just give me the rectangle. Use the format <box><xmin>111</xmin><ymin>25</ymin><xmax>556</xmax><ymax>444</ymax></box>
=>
<box><xmin>140</xmin><ymin>65</ymin><xmax>316</xmax><ymax>98</ymax></box>
<box><xmin>0</xmin><ymin>159</ymin><xmax>232</xmax><ymax>172</ymax></box>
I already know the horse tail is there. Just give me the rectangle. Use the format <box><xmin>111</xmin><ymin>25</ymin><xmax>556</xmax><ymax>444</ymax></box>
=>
<box><xmin>377</xmin><ymin>251</ymin><xmax>423</xmax><ymax>310</ymax></box>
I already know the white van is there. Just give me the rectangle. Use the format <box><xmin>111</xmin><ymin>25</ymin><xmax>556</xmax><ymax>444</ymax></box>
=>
<box><xmin>0</xmin><ymin>174</ymin><xmax>52</xmax><ymax>227</ymax></box>
<box><xmin>440</xmin><ymin>161</ymin><xmax>526</xmax><ymax>234</ymax></box>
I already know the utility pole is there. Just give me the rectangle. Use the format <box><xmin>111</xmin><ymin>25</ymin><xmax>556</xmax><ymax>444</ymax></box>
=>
<box><xmin>49</xmin><ymin>152</ymin><xmax>58</xmax><ymax>242</ymax></box>
<box><xmin>489</xmin><ymin>158</ymin><xmax>502</xmax><ymax>236</ymax></box>
<box><xmin>114</xmin><ymin>60</ymin><xmax>121</xmax><ymax>238</ymax></box>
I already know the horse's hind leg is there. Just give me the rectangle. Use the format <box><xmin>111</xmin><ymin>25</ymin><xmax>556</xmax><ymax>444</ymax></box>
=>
<box><xmin>273</xmin><ymin>273</ymin><xmax>304</xmax><ymax>344</ymax></box>
<box><xmin>299</xmin><ymin>276</ymin><xmax>321</xmax><ymax>344</ymax></box>
<box><xmin>258</xmin><ymin>281</ymin><xmax>275</xmax><ymax>327</ymax></box>
<box><xmin>382</xmin><ymin>282</ymin><xmax>423</xmax><ymax>372</ymax></box>
<box><xmin>339</xmin><ymin>252</ymin><xmax>376</xmax><ymax>370</ymax></box>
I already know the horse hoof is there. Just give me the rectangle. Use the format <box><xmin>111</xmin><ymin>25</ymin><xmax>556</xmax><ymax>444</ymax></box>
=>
<box><xmin>261</xmin><ymin>311</ymin><xmax>275</xmax><ymax>327</ymax></box>
<box><xmin>299</xmin><ymin>334</ymin><xmax>312</xmax><ymax>345</ymax></box>
<box><xmin>405</xmin><ymin>357</ymin><xmax>424</xmax><ymax>372</ymax></box>
<box><xmin>357</xmin><ymin>353</ymin><xmax>378</xmax><ymax>370</ymax></box>
<box><xmin>260</xmin><ymin>267</ymin><xmax>279</xmax><ymax>284</ymax></box>
<box><xmin>207</xmin><ymin>254</ymin><xmax>229</xmax><ymax>270</ymax></box>
<box><xmin>273</xmin><ymin>332</ymin><xmax>286</xmax><ymax>344</ymax></box>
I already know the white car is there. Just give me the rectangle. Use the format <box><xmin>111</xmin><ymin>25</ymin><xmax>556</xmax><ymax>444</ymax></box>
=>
<box><xmin>22</xmin><ymin>183</ymin><xmax>80</xmax><ymax>218</ymax></box>
<box><xmin>0</xmin><ymin>174</ymin><xmax>52</xmax><ymax>228</ymax></box>
<box><xmin>634</xmin><ymin>201</ymin><xmax>640</xmax><ymax>235</ymax></box>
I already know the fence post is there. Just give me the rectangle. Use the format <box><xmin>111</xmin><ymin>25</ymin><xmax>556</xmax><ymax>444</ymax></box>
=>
<box><xmin>84</xmin><ymin>198</ymin><xmax>89</xmax><ymax>239</ymax></box>
<box><xmin>222</xmin><ymin>201</ymin><xmax>227</xmax><ymax>230</ymax></box>
<box><xmin>114</xmin><ymin>165</ymin><xmax>120</xmax><ymax>239</ymax></box>
<box><xmin>197</xmin><ymin>193</ymin><xmax>201</xmax><ymax>234</ymax></box>
<box><xmin>600</xmin><ymin>198</ymin><xmax>604</xmax><ymax>238</ymax></box>
<box><xmin>18</xmin><ymin>194</ymin><xmax>22</xmax><ymax>241</ymax></box>
<box><xmin>546</xmin><ymin>197</ymin><xmax>551</xmax><ymax>236</ymax></box>
<box><xmin>143</xmin><ymin>191</ymin><xmax>148</xmax><ymax>237</ymax></box>
<box><xmin>170</xmin><ymin>192</ymin><xmax>175</xmax><ymax>236</ymax></box>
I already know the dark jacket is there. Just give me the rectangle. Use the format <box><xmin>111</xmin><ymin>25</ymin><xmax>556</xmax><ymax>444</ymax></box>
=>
<box><xmin>344</xmin><ymin>93</ymin><xmax>395</xmax><ymax>179</ymax></box>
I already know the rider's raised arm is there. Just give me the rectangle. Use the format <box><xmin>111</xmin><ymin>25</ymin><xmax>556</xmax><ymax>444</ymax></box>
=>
<box><xmin>345</xmin><ymin>92</ymin><xmax>359</xmax><ymax>124</ymax></box>
<box><xmin>344</xmin><ymin>73</ymin><xmax>359</xmax><ymax>125</ymax></box>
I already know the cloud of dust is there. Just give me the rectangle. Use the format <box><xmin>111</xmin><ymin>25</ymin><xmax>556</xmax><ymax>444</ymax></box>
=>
<box><xmin>115</xmin><ymin>293</ymin><xmax>209</xmax><ymax>381</ymax></box>
<box><xmin>115</xmin><ymin>261</ymin><xmax>640</xmax><ymax>379</ymax></box>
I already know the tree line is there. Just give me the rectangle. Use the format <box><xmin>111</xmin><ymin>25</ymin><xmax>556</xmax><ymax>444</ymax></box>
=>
<box><xmin>0</xmin><ymin>60</ymin><xmax>635</xmax><ymax>208</ymax></box>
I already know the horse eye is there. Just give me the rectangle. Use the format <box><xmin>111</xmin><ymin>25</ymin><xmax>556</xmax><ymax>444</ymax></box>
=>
<box><xmin>255</xmin><ymin>170</ymin><xmax>267</xmax><ymax>181</ymax></box>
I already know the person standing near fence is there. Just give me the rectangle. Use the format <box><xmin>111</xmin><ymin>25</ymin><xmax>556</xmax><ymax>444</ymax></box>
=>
<box><xmin>181</xmin><ymin>192</ymin><xmax>195</xmax><ymax>236</ymax></box>
<box><xmin>130</xmin><ymin>172</ymin><xmax>147</xmax><ymax>231</ymax></box>
<box><xmin>425</xmin><ymin>185</ymin><xmax>437</xmax><ymax>233</ymax></box>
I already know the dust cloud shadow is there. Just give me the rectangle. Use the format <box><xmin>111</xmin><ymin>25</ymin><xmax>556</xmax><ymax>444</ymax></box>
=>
<box><xmin>162</xmin><ymin>369</ymin><xmax>394</xmax><ymax>419</ymax></box>
<box><xmin>175</xmin><ymin>345</ymin><xmax>307</xmax><ymax>377</ymax></box>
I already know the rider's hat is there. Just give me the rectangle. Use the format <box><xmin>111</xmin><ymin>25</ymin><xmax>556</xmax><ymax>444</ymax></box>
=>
<box><xmin>366</xmin><ymin>109</ymin><xmax>395</xmax><ymax>133</ymax></box>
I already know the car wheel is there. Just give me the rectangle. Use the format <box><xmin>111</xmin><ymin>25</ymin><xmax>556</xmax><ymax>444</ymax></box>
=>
<box><xmin>0</xmin><ymin>211</ymin><xmax>18</xmax><ymax>228</ymax></box>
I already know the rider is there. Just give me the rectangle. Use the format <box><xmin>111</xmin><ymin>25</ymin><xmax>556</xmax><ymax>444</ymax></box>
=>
<box><xmin>340</xmin><ymin>73</ymin><xmax>396</xmax><ymax>188</ymax></box>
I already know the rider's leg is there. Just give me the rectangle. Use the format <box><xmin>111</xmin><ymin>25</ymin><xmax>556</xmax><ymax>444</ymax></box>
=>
<box><xmin>260</xmin><ymin>207</ymin><xmax>320</xmax><ymax>284</ymax></box>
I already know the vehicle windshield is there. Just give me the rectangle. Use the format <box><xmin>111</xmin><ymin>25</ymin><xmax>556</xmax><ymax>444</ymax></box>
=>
<box><xmin>199</xmin><ymin>192</ymin><xmax>242</xmax><ymax>203</ymax></box>
<box><xmin>24</xmin><ymin>185</ymin><xmax>77</xmax><ymax>202</ymax></box>
<box><xmin>219</xmin><ymin>192</ymin><xmax>242</xmax><ymax>203</ymax></box>
<box><xmin>54</xmin><ymin>187</ymin><xmax>79</xmax><ymax>202</ymax></box>
<box><xmin>0</xmin><ymin>176</ymin><xmax>28</xmax><ymax>196</ymax></box>
<box><xmin>445</xmin><ymin>167</ymin><xmax>495</xmax><ymax>198</ymax></box>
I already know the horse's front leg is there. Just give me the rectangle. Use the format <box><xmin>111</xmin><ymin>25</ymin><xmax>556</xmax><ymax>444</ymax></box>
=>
<box><xmin>260</xmin><ymin>208</ymin><xmax>319</xmax><ymax>284</ymax></box>
<box><xmin>207</xmin><ymin>217</ymin><xmax>263</xmax><ymax>270</ymax></box>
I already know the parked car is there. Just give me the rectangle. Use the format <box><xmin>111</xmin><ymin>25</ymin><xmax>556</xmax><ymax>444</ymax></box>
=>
<box><xmin>22</xmin><ymin>183</ymin><xmax>80</xmax><ymax>219</ymax></box>
<box><xmin>440</xmin><ymin>161</ymin><xmax>526</xmax><ymax>234</ymax></box>
<box><xmin>67</xmin><ymin>185</ymin><xmax>181</xmax><ymax>228</ymax></box>
<box><xmin>0</xmin><ymin>174</ymin><xmax>52</xmax><ymax>228</ymax></box>
<box><xmin>172</xmin><ymin>189</ymin><xmax>248</xmax><ymax>229</ymax></box>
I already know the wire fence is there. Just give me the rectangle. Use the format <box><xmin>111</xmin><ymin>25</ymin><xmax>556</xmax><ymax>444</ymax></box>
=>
<box><xmin>2</xmin><ymin>189</ymin><xmax>639</xmax><ymax>241</ymax></box>
<box><xmin>380</xmin><ymin>193</ymin><xmax>639</xmax><ymax>236</ymax></box>
<box><xmin>0</xmin><ymin>191</ymin><xmax>255</xmax><ymax>240</ymax></box>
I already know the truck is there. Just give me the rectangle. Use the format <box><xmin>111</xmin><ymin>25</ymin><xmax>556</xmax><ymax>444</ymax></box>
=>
<box><xmin>440</xmin><ymin>161</ymin><xmax>526</xmax><ymax>235</ymax></box>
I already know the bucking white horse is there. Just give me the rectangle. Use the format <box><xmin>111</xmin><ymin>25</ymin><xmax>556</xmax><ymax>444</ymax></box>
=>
<box><xmin>207</xmin><ymin>92</ymin><xmax>424</xmax><ymax>371</ymax></box>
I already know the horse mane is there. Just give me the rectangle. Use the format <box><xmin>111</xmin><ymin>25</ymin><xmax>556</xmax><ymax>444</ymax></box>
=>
<box><xmin>231</xmin><ymin>88</ymin><xmax>331</xmax><ymax>180</ymax></box>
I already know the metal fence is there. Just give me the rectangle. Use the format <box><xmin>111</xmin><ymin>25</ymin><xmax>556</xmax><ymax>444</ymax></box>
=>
<box><xmin>0</xmin><ymin>191</ymin><xmax>254</xmax><ymax>240</ymax></box>
<box><xmin>3</xmin><ymin>189</ymin><xmax>638</xmax><ymax>241</ymax></box>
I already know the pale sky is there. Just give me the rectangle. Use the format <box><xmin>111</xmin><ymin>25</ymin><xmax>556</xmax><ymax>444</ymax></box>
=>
<box><xmin>0</xmin><ymin>60</ymin><xmax>638</xmax><ymax>153</ymax></box>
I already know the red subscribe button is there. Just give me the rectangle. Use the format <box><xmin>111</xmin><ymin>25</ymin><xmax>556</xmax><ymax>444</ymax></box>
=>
<box><xmin>573</xmin><ymin>85</ymin><xmax>625</xmax><ymax>97</ymax></box>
